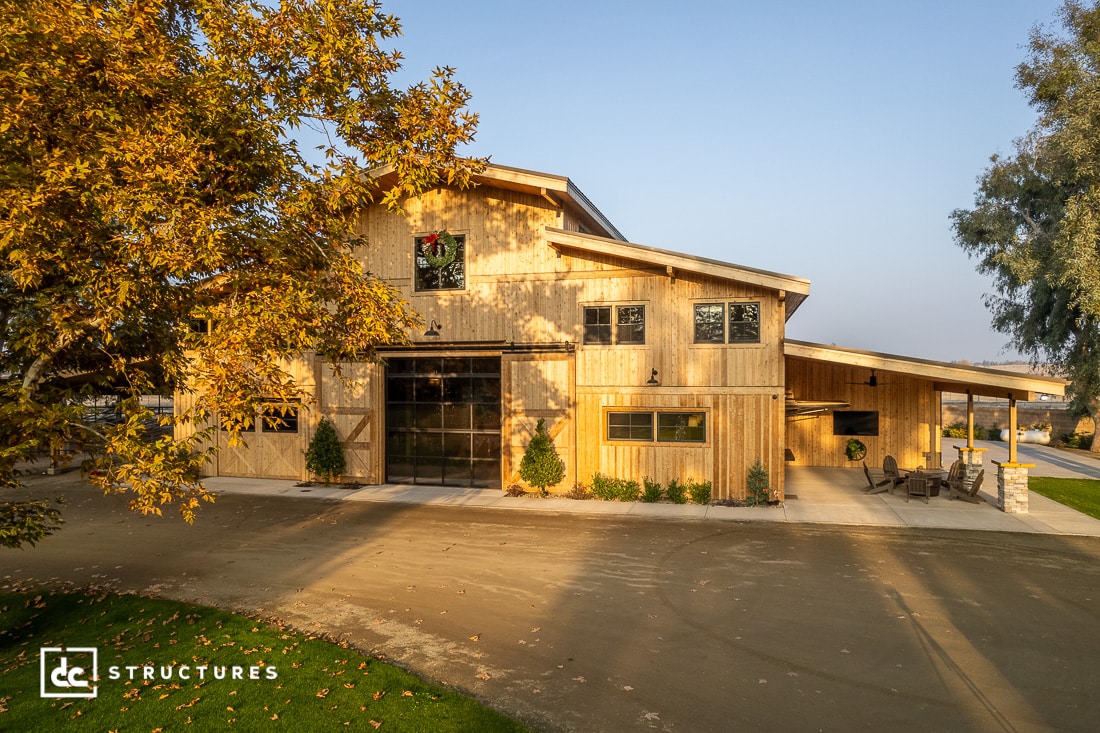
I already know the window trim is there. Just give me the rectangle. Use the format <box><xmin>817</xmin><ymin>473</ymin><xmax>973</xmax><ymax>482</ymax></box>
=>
<box><xmin>604</xmin><ymin>409</ymin><xmax>709</xmax><ymax>445</ymax></box>
<box><xmin>691</xmin><ymin>300</ymin><xmax>762</xmax><ymax>345</ymax></box>
<box><xmin>413</xmin><ymin>232</ymin><xmax>468</xmax><ymax>292</ymax></box>
<box><xmin>582</xmin><ymin>302</ymin><xmax>647</xmax><ymax>346</ymax></box>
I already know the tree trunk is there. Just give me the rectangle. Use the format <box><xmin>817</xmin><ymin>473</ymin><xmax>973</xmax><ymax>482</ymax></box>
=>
<box><xmin>1089</xmin><ymin>397</ymin><xmax>1100</xmax><ymax>453</ymax></box>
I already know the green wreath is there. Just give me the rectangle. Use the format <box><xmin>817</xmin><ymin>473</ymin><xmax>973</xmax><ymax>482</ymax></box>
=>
<box><xmin>420</xmin><ymin>230</ymin><xmax>459</xmax><ymax>268</ymax></box>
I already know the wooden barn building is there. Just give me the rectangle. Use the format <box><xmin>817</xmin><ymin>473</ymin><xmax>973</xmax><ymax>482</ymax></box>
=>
<box><xmin>182</xmin><ymin>163</ymin><xmax>1066</xmax><ymax>501</ymax></box>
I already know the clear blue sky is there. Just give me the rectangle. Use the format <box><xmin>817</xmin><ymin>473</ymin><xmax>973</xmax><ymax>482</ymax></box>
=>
<box><xmin>378</xmin><ymin>0</ymin><xmax>1067</xmax><ymax>363</ymax></box>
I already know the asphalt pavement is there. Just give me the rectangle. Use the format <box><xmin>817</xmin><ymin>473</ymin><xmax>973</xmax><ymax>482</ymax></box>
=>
<box><xmin>4</xmin><ymin>444</ymin><xmax>1100</xmax><ymax>732</ymax></box>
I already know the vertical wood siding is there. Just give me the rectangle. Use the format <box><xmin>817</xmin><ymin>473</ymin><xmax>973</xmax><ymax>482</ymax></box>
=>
<box><xmin>784</xmin><ymin>357</ymin><xmax>937</xmax><ymax>469</ymax></box>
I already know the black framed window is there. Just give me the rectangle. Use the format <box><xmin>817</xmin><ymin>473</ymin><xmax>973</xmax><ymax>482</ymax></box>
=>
<box><xmin>656</xmin><ymin>412</ymin><xmax>706</xmax><ymax>442</ymax></box>
<box><xmin>261</xmin><ymin>402</ymin><xmax>299</xmax><ymax>433</ymax></box>
<box><xmin>694</xmin><ymin>302</ymin><xmax>761</xmax><ymax>343</ymax></box>
<box><xmin>607</xmin><ymin>412</ymin><xmax>654</xmax><ymax>441</ymax></box>
<box><xmin>583</xmin><ymin>306</ymin><xmax>612</xmax><ymax>344</ymax></box>
<box><xmin>616</xmin><ymin>305</ymin><xmax>645</xmax><ymax>344</ymax></box>
<box><xmin>414</xmin><ymin>233</ymin><xmax>466</xmax><ymax>290</ymax></box>
<box><xmin>584</xmin><ymin>304</ymin><xmax>645</xmax><ymax>345</ymax></box>
<box><xmin>728</xmin><ymin>302</ymin><xmax>761</xmax><ymax>343</ymax></box>
<box><xmin>694</xmin><ymin>303</ymin><xmax>725</xmax><ymax>343</ymax></box>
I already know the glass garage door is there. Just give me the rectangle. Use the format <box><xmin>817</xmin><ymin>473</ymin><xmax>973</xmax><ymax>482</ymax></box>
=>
<box><xmin>385</xmin><ymin>357</ymin><xmax>501</xmax><ymax>488</ymax></box>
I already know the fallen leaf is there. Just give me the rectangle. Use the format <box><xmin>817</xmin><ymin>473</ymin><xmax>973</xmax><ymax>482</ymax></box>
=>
<box><xmin>476</xmin><ymin>672</ymin><xmax>491</xmax><ymax>681</ymax></box>
<box><xmin>623</xmin><ymin>685</ymin><xmax>633</xmax><ymax>691</ymax></box>
<box><xmin>469</xmin><ymin>634</ymin><xmax>480</xmax><ymax>641</ymax></box>
<box><xmin>369</xmin><ymin>721</ymin><xmax>381</xmax><ymax>729</ymax></box>
<box><xmin>316</xmin><ymin>689</ymin><xmax>329</xmax><ymax>698</ymax></box>
<box><xmin>401</xmin><ymin>690</ymin><xmax>413</xmax><ymax>697</ymax></box>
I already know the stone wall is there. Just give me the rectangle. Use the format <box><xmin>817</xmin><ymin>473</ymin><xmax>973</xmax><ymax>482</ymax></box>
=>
<box><xmin>940</xmin><ymin>402</ymin><xmax>1092</xmax><ymax>439</ymax></box>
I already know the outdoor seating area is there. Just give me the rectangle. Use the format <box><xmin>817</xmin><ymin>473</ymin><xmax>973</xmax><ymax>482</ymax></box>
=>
<box><xmin>861</xmin><ymin>456</ymin><xmax>982</xmax><ymax>505</ymax></box>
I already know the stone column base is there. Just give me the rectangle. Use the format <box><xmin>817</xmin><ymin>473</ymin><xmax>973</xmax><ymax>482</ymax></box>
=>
<box><xmin>956</xmin><ymin>446</ymin><xmax>987</xmax><ymax>493</ymax></box>
<box><xmin>993</xmin><ymin>461</ymin><xmax>1034</xmax><ymax>514</ymax></box>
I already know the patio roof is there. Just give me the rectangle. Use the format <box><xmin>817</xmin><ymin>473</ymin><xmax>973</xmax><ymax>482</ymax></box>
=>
<box><xmin>784</xmin><ymin>340</ymin><xmax>1067</xmax><ymax>401</ymax></box>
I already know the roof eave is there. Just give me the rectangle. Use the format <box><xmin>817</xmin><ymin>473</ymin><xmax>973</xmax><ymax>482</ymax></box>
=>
<box><xmin>784</xmin><ymin>339</ymin><xmax>1067</xmax><ymax>400</ymax></box>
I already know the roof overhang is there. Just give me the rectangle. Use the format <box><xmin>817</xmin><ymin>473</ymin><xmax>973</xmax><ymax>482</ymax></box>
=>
<box><xmin>784</xmin><ymin>340</ymin><xmax>1067</xmax><ymax>401</ymax></box>
<box><xmin>368</xmin><ymin>162</ymin><xmax>625</xmax><ymax>242</ymax></box>
<box><xmin>545</xmin><ymin>227</ymin><xmax>811</xmax><ymax>319</ymax></box>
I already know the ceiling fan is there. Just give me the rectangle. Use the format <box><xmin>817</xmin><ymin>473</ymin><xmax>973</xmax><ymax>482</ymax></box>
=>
<box><xmin>848</xmin><ymin>369</ymin><xmax>880</xmax><ymax>387</ymax></box>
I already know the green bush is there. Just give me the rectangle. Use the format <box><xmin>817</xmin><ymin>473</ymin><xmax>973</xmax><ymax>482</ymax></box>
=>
<box><xmin>686</xmin><ymin>479</ymin><xmax>712</xmax><ymax>505</ymax></box>
<box><xmin>305</xmin><ymin>416</ymin><xmax>345</xmax><ymax>483</ymax></box>
<box><xmin>943</xmin><ymin>422</ymin><xmax>967</xmax><ymax>439</ymax></box>
<box><xmin>641</xmin><ymin>477</ymin><xmax>663</xmax><ymax>503</ymax></box>
<box><xmin>746</xmin><ymin>459</ymin><xmax>770</xmax><ymax>506</ymax></box>
<box><xmin>1062</xmin><ymin>431</ymin><xmax>1094</xmax><ymax>449</ymax></box>
<box><xmin>988</xmin><ymin>423</ymin><xmax>1003</xmax><ymax>441</ymax></box>
<box><xmin>944</xmin><ymin>423</ymin><xmax>990</xmax><ymax>440</ymax></box>
<box><xmin>666</xmin><ymin>478</ymin><xmax>687</xmax><ymax>504</ymax></box>
<box><xmin>519</xmin><ymin>418</ymin><xmax>565</xmax><ymax>494</ymax></box>
<box><xmin>590</xmin><ymin>473</ymin><xmax>639</xmax><ymax>502</ymax></box>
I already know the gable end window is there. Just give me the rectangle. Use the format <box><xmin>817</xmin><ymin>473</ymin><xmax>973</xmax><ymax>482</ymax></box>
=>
<box><xmin>584</xmin><ymin>304</ymin><xmax>645</xmax><ymax>345</ymax></box>
<box><xmin>693</xmin><ymin>301</ymin><xmax>761</xmax><ymax>344</ymax></box>
<box><xmin>415</xmin><ymin>233</ymin><xmax>466</xmax><ymax>291</ymax></box>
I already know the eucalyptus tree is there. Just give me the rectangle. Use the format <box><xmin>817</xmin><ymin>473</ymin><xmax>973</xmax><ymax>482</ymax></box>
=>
<box><xmin>953</xmin><ymin>1</ymin><xmax>1100</xmax><ymax>450</ymax></box>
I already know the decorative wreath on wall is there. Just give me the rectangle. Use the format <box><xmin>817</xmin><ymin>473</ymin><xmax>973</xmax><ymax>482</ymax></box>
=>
<box><xmin>420</xmin><ymin>230</ymin><xmax>459</xmax><ymax>268</ymax></box>
<box><xmin>845</xmin><ymin>438</ymin><xmax>867</xmax><ymax>461</ymax></box>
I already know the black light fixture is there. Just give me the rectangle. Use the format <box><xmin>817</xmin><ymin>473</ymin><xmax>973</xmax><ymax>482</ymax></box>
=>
<box><xmin>646</xmin><ymin>368</ymin><xmax>659</xmax><ymax>386</ymax></box>
<box><xmin>425</xmin><ymin>319</ymin><xmax>442</xmax><ymax>337</ymax></box>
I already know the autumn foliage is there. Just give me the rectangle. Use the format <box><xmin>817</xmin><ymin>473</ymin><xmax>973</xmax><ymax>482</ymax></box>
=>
<box><xmin>0</xmin><ymin>0</ymin><xmax>481</xmax><ymax>545</ymax></box>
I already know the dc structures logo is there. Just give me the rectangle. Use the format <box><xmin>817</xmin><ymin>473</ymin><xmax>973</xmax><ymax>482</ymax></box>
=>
<box><xmin>40</xmin><ymin>647</ymin><xmax>98</xmax><ymax>698</ymax></box>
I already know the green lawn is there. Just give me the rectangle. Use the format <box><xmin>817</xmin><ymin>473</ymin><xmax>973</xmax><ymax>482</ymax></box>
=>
<box><xmin>1029</xmin><ymin>476</ymin><xmax>1100</xmax><ymax>520</ymax></box>
<box><xmin>0</xmin><ymin>589</ymin><xmax>529</xmax><ymax>732</ymax></box>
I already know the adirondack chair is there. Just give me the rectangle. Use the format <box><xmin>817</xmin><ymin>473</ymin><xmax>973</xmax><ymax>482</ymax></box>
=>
<box><xmin>882</xmin><ymin>455</ymin><xmax>908</xmax><ymax>493</ymax></box>
<box><xmin>949</xmin><ymin>469</ymin><xmax>985</xmax><ymax>504</ymax></box>
<box><xmin>862</xmin><ymin>462</ymin><xmax>891</xmax><ymax>494</ymax></box>
<box><xmin>905</xmin><ymin>474</ymin><xmax>932</xmax><ymax>503</ymax></box>
<box><xmin>942</xmin><ymin>460</ymin><xmax>964</xmax><ymax>492</ymax></box>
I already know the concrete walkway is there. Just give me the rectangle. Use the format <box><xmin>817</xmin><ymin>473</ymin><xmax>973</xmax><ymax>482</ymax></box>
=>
<box><xmin>203</xmin><ymin>440</ymin><xmax>1100</xmax><ymax>537</ymax></box>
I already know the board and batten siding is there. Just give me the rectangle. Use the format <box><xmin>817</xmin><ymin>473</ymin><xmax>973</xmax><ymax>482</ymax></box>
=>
<box><xmin>785</xmin><ymin>357</ymin><xmax>938</xmax><ymax>469</ymax></box>
<box><xmin>355</xmin><ymin>185</ymin><xmax>789</xmax><ymax>500</ymax></box>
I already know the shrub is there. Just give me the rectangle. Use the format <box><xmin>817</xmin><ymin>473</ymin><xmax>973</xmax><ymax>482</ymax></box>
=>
<box><xmin>590</xmin><ymin>473</ymin><xmax>639</xmax><ymax>501</ymax></box>
<box><xmin>686</xmin><ymin>479</ymin><xmax>712</xmax><ymax>505</ymax></box>
<box><xmin>565</xmin><ymin>482</ymin><xmax>592</xmax><ymax>500</ymax></box>
<box><xmin>641</xmin><ymin>477</ymin><xmax>663</xmax><ymax>503</ymax></box>
<box><xmin>519</xmin><ymin>418</ymin><xmax>565</xmax><ymax>494</ymax></box>
<box><xmin>988</xmin><ymin>423</ymin><xmax>1002</xmax><ymax>441</ymax></box>
<box><xmin>1062</xmin><ymin>431</ymin><xmax>1094</xmax><ymax>449</ymax></box>
<box><xmin>666</xmin><ymin>478</ymin><xmax>687</xmax><ymax>505</ymax></box>
<box><xmin>746</xmin><ymin>459</ymin><xmax>770</xmax><ymax>506</ymax></box>
<box><xmin>305</xmin><ymin>417</ymin><xmax>345</xmax><ymax>484</ymax></box>
<box><xmin>943</xmin><ymin>422</ymin><xmax>967</xmax><ymax>439</ymax></box>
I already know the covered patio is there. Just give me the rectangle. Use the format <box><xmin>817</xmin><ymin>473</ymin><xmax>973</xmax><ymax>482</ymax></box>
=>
<box><xmin>783</xmin><ymin>340</ymin><xmax>1068</xmax><ymax>513</ymax></box>
<box><xmin>782</xmin><ymin>458</ymin><xmax>1100</xmax><ymax>534</ymax></box>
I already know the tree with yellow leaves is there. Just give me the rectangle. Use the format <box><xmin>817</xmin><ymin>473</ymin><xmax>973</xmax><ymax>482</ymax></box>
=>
<box><xmin>0</xmin><ymin>0</ymin><xmax>482</xmax><ymax>546</ymax></box>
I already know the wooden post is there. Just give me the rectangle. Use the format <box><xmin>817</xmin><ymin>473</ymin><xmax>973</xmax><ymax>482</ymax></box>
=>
<box><xmin>966</xmin><ymin>391</ymin><xmax>975</xmax><ymax>449</ymax></box>
<box><xmin>1008</xmin><ymin>394</ymin><xmax>1018</xmax><ymax>464</ymax></box>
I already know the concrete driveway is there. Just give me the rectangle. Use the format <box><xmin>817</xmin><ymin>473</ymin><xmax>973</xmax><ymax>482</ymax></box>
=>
<box><xmin>5</xmin><ymin>471</ymin><xmax>1100</xmax><ymax>732</ymax></box>
<box><xmin>940</xmin><ymin>439</ymin><xmax>1100</xmax><ymax>479</ymax></box>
